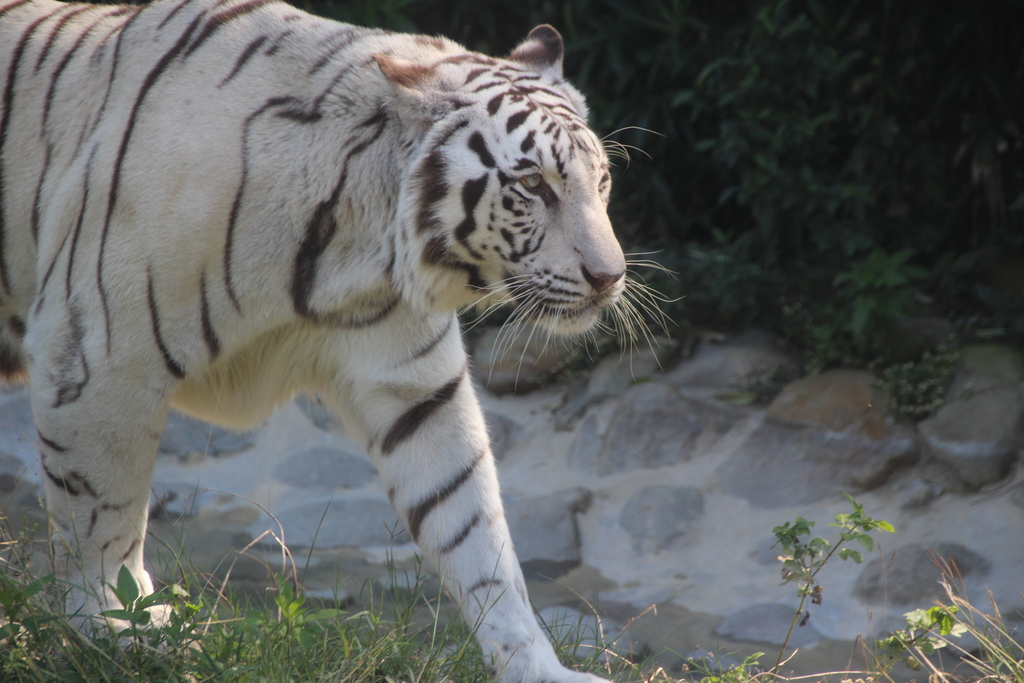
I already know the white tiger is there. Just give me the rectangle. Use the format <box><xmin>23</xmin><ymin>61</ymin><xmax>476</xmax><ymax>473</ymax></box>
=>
<box><xmin>0</xmin><ymin>0</ymin><xmax>626</xmax><ymax>680</ymax></box>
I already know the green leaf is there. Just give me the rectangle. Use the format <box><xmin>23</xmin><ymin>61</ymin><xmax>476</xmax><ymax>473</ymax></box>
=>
<box><xmin>115</xmin><ymin>565</ymin><xmax>140</xmax><ymax>607</ymax></box>
<box><xmin>167</xmin><ymin>583</ymin><xmax>189</xmax><ymax>598</ymax></box>
<box><xmin>837</xmin><ymin>548</ymin><xmax>862</xmax><ymax>563</ymax></box>
<box><xmin>855</xmin><ymin>533</ymin><xmax>874</xmax><ymax>551</ymax></box>
<box><xmin>22</xmin><ymin>573</ymin><xmax>55</xmax><ymax>600</ymax></box>
<box><xmin>308</xmin><ymin>608</ymin><xmax>342</xmax><ymax>622</ymax></box>
<box><xmin>101</xmin><ymin>608</ymin><xmax>150</xmax><ymax>625</ymax></box>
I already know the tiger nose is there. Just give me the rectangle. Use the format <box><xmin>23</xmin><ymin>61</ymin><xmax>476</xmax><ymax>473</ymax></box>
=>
<box><xmin>581</xmin><ymin>266</ymin><xmax>624</xmax><ymax>293</ymax></box>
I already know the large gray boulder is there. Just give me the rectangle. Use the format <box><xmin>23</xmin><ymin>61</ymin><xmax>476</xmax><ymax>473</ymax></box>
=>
<box><xmin>619</xmin><ymin>485</ymin><xmax>704</xmax><ymax>554</ymax></box>
<box><xmin>666</xmin><ymin>331</ymin><xmax>793</xmax><ymax>391</ymax></box>
<box><xmin>554</xmin><ymin>341</ymin><xmax>677</xmax><ymax>430</ymax></box>
<box><xmin>714</xmin><ymin>602</ymin><xmax>821</xmax><ymax>647</ymax></box>
<box><xmin>159</xmin><ymin>411</ymin><xmax>257</xmax><ymax>461</ymax></box>
<box><xmin>716</xmin><ymin>422</ymin><xmax>917</xmax><ymax>508</ymax></box>
<box><xmin>718</xmin><ymin>369</ymin><xmax>917</xmax><ymax>508</ymax></box>
<box><xmin>569</xmin><ymin>383</ymin><xmax>737</xmax><ymax>476</ymax></box>
<box><xmin>503</xmin><ymin>488</ymin><xmax>592</xmax><ymax>578</ymax></box>
<box><xmin>853</xmin><ymin>542</ymin><xmax>991</xmax><ymax>606</ymax></box>
<box><xmin>918</xmin><ymin>345</ymin><xmax>1024</xmax><ymax>488</ymax></box>
<box><xmin>267</xmin><ymin>498</ymin><xmax>410</xmax><ymax>548</ymax></box>
<box><xmin>471</xmin><ymin>324</ymin><xmax>580</xmax><ymax>394</ymax></box>
<box><xmin>272</xmin><ymin>447</ymin><xmax>377</xmax><ymax>489</ymax></box>
<box><xmin>767</xmin><ymin>369</ymin><xmax>900</xmax><ymax>439</ymax></box>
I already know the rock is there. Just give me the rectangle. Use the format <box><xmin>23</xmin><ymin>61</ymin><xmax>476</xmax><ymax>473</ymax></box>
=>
<box><xmin>895</xmin><ymin>479</ymin><xmax>944</xmax><ymax>510</ymax></box>
<box><xmin>267</xmin><ymin>498</ymin><xmax>410</xmax><ymax>548</ymax></box>
<box><xmin>503</xmin><ymin>488</ymin><xmax>591</xmax><ymax>578</ymax></box>
<box><xmin>554</xmin><ymin>341</ymin><xmax>678</xmax><ymax>430</ymax></box>
<box><xmin>296</xmin><ymin>393</ymin><xmax>344</xmax><ymax>431</ymax></box>
<box><xmin>918</xmin><ymin>347</ymin><xmax>1024</xmax><ymax>488</ymax></box>
<box><xmin>949</xmin><ymin>344</ymin><xmax>1024</xmax><ymax>397</ymax></box>
<box><xmin>587</xmin><ymin>341</ymin><xmax>677</xmax><ymax>395</ymax></box>
<box><xmin>717</xmin><ymin>369</ymin><xmax>919</xmax><ymax>507</ymax></box>
<box><xmin>537</xmin><ymin>606</ymin><xmax>642</xmax><ymax>662</ymax></box>
<box><xmin>853</xmin><ymin>542</ymin><xmax>991</xmax><ymax>606</ymax></box>
<box><xmin>472</xmin><ymin>324</ymin><xmax>580</xmax><ymax>394</ymax></box>
<box><xmin>714</xmin><ymin>603</ymin><xmax>821</xmax><ymax>647</ymax></box>
<box><xmin>767</xmin><ymin>369</ymin><xmax>897</xmax><ymax>440</ymax></box>
<box><xmin>159</xmin><ymin>411</ymin><xmax>257</xmax><ymax>460</ymax></box>
<box><xmin>272</xmin><ymin>447</ymin><xmax>377</xmax><ymax>489</ymax></box>
<box><xmin>569</xmin><ymin>383</ymin><xmax>736</xmax><ymax>476</ymax></box>
<box><xmin>619</xmin><ymin>486</ymin><xmax>704</xmax><ymax>554</ymax></box>
<box><xmin>554</xmin><ymin>377</ymin><xmax>590</xmax><ymax>431</ymax></box>
<box><xmin>666</xmin><ymin>330</ymin><xmax>792</xmax><ymax>391</ymax></box>
<box><xmin>716</xmin><ymin>421</ymin><xmax>917</xmax><ymax>508</ymax></box>
<box><xmin>566</xmin><ymin>415</ymin><xmax>603</xmax><ymax>470</ymax></box>
<box><xmin>486</xmin><ymin>413</ymin><xmax>524</xmax><ymax>462</ymax></box>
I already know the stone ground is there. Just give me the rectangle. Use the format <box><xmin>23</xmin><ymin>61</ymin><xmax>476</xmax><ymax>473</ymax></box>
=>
<box><xmin>1</xmin><ymin>330</ymin><xmax>1023</xmax><ymax>679</ymax></box>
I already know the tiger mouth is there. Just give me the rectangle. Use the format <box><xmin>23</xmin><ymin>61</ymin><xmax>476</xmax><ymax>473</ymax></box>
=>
<box><xmin>507</xmin><ymin>285</ymin><xmax>617</xmax><ymax>325</ymax></box>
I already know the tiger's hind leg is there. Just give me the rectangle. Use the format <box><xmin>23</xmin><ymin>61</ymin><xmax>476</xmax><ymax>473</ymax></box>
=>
<box><xmin>28</xmin><ymin>305</ymin><xmax>174</xmax><ymax>631</ymax></box>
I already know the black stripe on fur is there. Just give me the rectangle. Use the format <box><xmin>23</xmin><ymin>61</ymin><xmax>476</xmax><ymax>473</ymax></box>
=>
<box><xmin>219</xmin><ymin>34</ymin><xmax>267</xmax><ymax>85</ymax></box>
<box><xmin>405</xmin><ymin>450</ymin><xmax>482</xmax><ymax>540</ymax></box>
<box><xmin>184</xmin><ymin>0</ymin><xmax>279</xmax><ymax>59</ymax></box>
<box><xmin>199</xmin><ymin>271</ymin><xmax>220</xmax><ymax>358</ymax></box>
<box><xmin>291</xmin><ymin>118</ymin><xmax>387</xmax><ymax>317</ymax></box>
<box><xmin>147</xmin><ymin>268</ymin><xmax>186</xmax><ymax>379</ymax></box>
<box><xmin>381</xmin><ymin>371</ymin><xmax>464</xmax><ymax>456</ymax></box>
<box><xmin>439</xmin><ymin>512</ymin><xmax>481</xmax><ymax>553</ymax></box>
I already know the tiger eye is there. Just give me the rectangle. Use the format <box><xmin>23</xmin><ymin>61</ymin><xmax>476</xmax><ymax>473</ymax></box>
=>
<box><xmin>520</xmin><ymin>173</ymin><xmax>543</xmax><ymax>189</ymax></box>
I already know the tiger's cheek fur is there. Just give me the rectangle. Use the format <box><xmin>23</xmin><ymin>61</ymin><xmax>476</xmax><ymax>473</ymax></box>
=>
<box><xmin>1</xmin><ymin>2</ymin><xmax>616</xmax><ymax>680</ymax></box>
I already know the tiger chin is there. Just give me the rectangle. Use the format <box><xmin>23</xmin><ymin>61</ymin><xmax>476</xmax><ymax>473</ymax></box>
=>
<box><xmin>0</xmin><ymin>1</ymin><xmax>624</xmax><ymax>681</ymax></box>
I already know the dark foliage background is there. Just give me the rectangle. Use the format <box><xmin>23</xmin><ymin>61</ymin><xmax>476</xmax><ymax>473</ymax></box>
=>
<box><xmin>295</xmin><ymin>0</ymin><xmax>1024</xmax><ymax>363</ymax></box>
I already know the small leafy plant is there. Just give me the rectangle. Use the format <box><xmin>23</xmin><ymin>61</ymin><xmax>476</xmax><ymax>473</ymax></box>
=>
<box><xmin>876</xmin><ymin>604</ymin><xmax>967</xmax><ymax>672</ymax></box>
<box><xmin>770</xmin><ymin>493</ymin><xmax>894</xmax><ymax>673</ymax></box>
<box><xmin>0</xmin><ymin>571</ymin><xmax>57</xmax><ymax>644</ymax></box>
<box><xmin>833</xmin><ymin>248</ymin><xmax>928</xmax><ymax>350</ymax></box>
<box><xmin>875</xmin><ymin>344</ymin><xmax>959</xmax><ymax>422</ymax></box>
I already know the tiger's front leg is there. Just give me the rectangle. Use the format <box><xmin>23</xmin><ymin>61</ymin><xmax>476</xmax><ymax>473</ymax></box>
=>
<box><xmin>339</xmin><ymin>331</ymin><xmax>607</xmax><ymax>683</ymax></box>
<box><xmin>27</xmin><ymin>313</ymin><xmax>173</xmax><ymax>631</ymax></box>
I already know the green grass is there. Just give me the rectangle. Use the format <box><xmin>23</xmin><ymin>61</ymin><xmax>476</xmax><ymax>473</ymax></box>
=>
<box><xmin>0</xmin><ymin>519</ymin><xmax>662</xmax><ymax>683</ymax></box>
<box><xmin>2</xmin><ymin>508</ymin><xmax>1022</xmax><ymax>683</ymax></box>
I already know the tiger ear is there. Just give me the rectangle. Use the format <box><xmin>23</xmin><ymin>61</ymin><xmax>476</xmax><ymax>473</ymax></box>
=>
<box><xmin>509</xmin><ymin>24</ymin><xmax>563</xmax><ymax>80</ymax></box>
<box><xmin>373</xmin><ymin>53</ymin><xmax>453</xmax><ymax>127</ymax></box>
<box><xmin>374</xmin><ymin>53</ymin><xmax>435</xmax><ymax>90</ymax></box>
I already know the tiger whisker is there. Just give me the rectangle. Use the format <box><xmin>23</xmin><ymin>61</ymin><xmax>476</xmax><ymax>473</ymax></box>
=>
<box><xmin>623</xmin><ymin>280</ymin><xmax>674</xmax><ymax>333</ymax></box>
<box><xmin>463</xmin><ymin>274</ymin><xmax>536</xmax><ymax>331</ymax></box>
<box><xmin>602</xmin><ymin>125</ymin><xmax>664</xmax><ymax>139</ymax></box>
<box><xmin>624</xmin><ymin>258</ymin><xmax>678</xmax><ymax>279</ymax></box>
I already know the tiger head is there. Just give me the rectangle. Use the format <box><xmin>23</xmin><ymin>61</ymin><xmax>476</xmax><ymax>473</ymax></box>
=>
<box><xmin>379</xmin><ymin>26</ymin><xmax>626</xmax><ymax>335</ymax></box>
